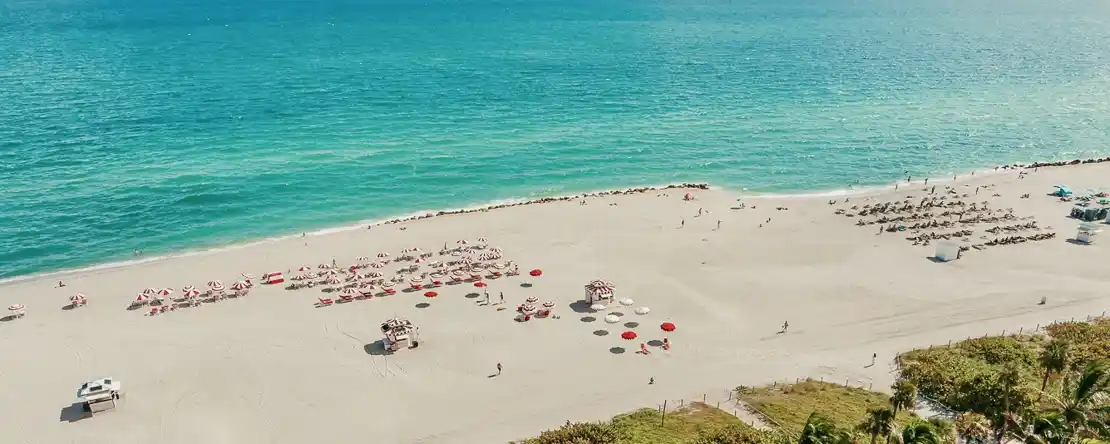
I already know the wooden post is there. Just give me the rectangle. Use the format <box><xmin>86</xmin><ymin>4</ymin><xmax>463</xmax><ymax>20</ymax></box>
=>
<box><xmin>703</xmin><ymin>393</ymin><xmax>707</xmax><ymax>403</ymax></box>
<box><xmin>1019</xmin><ymin>327</ymin><xmax>1023</xmax><ymax>335</ymax></box>
<box><xmin>1002</xmin><ymin>329</ymin><xmax>1006</xmax><ymax>336</ymax></box>
<box><xmin>661</xmin><ymin>400</ymin><xmax>667</xmax><ymax>426</ymax></box>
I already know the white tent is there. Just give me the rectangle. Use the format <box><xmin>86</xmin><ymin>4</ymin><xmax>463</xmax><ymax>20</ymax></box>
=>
<box><xmin>1077</xmin><ymin>222</ymin><xmax>1102</xmax><ymax>244</ymax></box>
<box><xmin>934</xmin><ymin>240</ymin><xmax>961</xmax><ymax>262</ymax></box>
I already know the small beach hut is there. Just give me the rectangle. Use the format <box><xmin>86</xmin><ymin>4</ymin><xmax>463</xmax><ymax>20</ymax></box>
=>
<box><xmin>1077</xmin><ymin>222</ymin><xmax>1102</xmax><ymax>244</ymax></box>
<box><xmin>380</xmin><ymin>318</ymin><xmax>420</xmax><ymax>352</ymax></box>
<box><xmin>262</xmin><ymin>272</ymin><xmax>285</xmax><ymax>285</ymax></box>
<box><xmin>934</xmin><ymin>240</ymin><xmax>961</xmax><ymax>262</ymax></box>
<box><xmin>584</xmin><ymin>280</ymin><xmax>615</xmax><ymax>304</ymax></box>
<box><xmin>76</xmin><ymin>377</ymin><xmax>122</xmax><ymax>414</ymax></box>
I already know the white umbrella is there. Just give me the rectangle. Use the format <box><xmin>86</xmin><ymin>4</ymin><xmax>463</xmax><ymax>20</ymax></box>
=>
<box><xmin>542</xmin><ymin>301</ymin><xmax>556</xmax><ymax>308</ymax></box>
<box><xmin>604</xmin><ymin>314</ymin><xmax>620</xmax><ymax>324</ymax></box>
<box><xmin>619</xmin><ymin>298</ymin><xmax>634</xmax><ymax>306</ymax></box>
<box><xmin>525</xmin><ymin>296</ymin><xmax>539</xmax><ymax>303</ymax></box>
<box><xmin>590</xmin><ymin>304</ymin><xmax>607</xmax><ymax>312</ymax></box>
<box><xmin>634</xmin><ymin>307</ymin><xmax>651</xmax><ymax>315</ymax></box>
<box><xmin>521</xmin><ymin>304</ymin><xmax>536</xmax><ymax>314</ymax></box>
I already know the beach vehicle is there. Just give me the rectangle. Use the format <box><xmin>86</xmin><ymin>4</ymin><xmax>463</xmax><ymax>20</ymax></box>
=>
<box><xmin>380</xmin><ymin>318</ymin><xmax>420</xmax><ymax>352</ymax></box>
<box><xmin>262</xmin><ymin>271</ymin><xmax>285</xmax><ymax>285</ymax></box>
<box><xmin>76</xmin><ymin>377</ymin><xmax>122</xmax><ymax>414</ymax></box>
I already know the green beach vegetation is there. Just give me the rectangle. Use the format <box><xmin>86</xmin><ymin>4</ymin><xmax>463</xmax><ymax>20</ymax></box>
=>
<box><xmin>518</xmin><ymin>318</ymin><xmax>1110</xmax><ymax>444</ymax></box>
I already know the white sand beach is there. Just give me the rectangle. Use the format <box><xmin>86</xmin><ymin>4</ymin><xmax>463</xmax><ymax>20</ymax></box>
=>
<box><xmin>3</xmin><ymin>163</ymin><xmax>1110</xmax><ymax>443</ymax></box>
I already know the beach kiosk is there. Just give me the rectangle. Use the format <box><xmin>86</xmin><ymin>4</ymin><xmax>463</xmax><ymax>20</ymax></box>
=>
<box><xmin>584</xmin><ymin>280</ymin><xmax>616</xmax><ymax>304</ymax></box>
<box><xmin>1077</xmin><ymin>222</ymin><xmax>1102</xmax><ymax>244</ymax></box>
<box><xmin>934</xmin><ymin>240</ymin><xmax>961</xmax><ymax>262</ymax></box>
<box><xmin>380</xmin><ymin>318</ymin><xmax>420</xmax><ymax>352</ymax></box>
<box><xmin>76</xmin><ymin>377</ymin><xmax>122</xmax><ymax>414</ymax></box>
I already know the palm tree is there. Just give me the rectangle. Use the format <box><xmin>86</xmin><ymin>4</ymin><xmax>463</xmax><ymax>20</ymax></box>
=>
<box><xmin>889</xmin><ymin>380</ymin><xmax>918</xmax><ymax>443</ymax></box>
<box><xmin>1045</xmin><ymin>361</ymin><xmax>1110</xmax><ymax>439</ymax></box>
<box><xmin>857</xmin><ymin>407</ymin><xmax>895</xmax><ymax>444</ymax></box>
<box><xmin>955</xmin><ymin>412</ymin><xmax>991</xmax><ymax>444</ymax></box>
<box><xmin>926</xmin><ymin>418</ymin><xmax>955</xmax><ymax>444</ymax></box>
<box><xmin>997</xmin><ymin>362</ymin><xmax>1025</xmax><ymax>443</ymax></box>
<box><xmin>800</xmin><ymin>412</ymin><xmax>841</xmax><ymax>444</ymax></box>
<box><xmin>901</xmin><ymin>422</ymin><xmax>942</xmax><ymax>444</ymax></box>
<box><xmin>1039</xmin><ymin>339</ymin><xmax>1071</xmax><ymax>393</ymax></box>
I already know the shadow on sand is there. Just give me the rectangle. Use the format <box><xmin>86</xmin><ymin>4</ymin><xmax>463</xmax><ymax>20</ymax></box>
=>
<box><xmin>415</xmin><ymin>302</ymin><xmax>431</xmax><ymax>309</ymax></box>
<box><xmin>568</xmin><ymin>300</ymin><xmax>592</xmax><ymax>313</ymax></box>
<box><xmin>61</xmin><ymin>304</ymin><xmax>77</xmax><ymax>311</ymax></box>
<box><xmin>1066</xmin><ymin>238</ymin><xmax>1091</xmax><ymax>246</ymax></box>
<box><xmin>519</xmin><ymin>283</ymin><xmax>533</xmax><ymax>288</ymax></box>
<box><xmin>464</xmin><ymin>292</ymin><xmax>480</xmax><ymax>299</ymax></box>
<box><xmin>623</xmin><ymin>322</ymin><xmax>639</xmax><ymax>328</ymax></box>
<box><xmin>363</xmin><ymin>340</ymin><xmax>391</xmax><ymax>356</ymax></box>
<box><xmin>580</xmin><ymin>316</ymin><xmax>596</xmax><ymax>323</ymax></box>
<box><xmin>647</xmin><ymin>340</ymin><xmax>664</xmax><ymax>347</ymax></box>
<box><xmin>0</xmin><ymin>315</ymin><xmax>20</xmax><ymax>322</ymax></box>
<box><xmin>609</xmin><ymin>347</ymin><xmax>626</xmax><ymax>354</ymax></box>
<box><xmin>59</xmin><ymin>403</ymin><xmax>91</xmax><ymax>423</ymax></box>
<box><xmin>610</xmin><ymin>311</ymin><xmax>624</xmax><ymax>317</ymax></box>
<box><xmin>593</xmin><ymin>329</ymin><xmax>609</xmax><ymax>337</ymax></box>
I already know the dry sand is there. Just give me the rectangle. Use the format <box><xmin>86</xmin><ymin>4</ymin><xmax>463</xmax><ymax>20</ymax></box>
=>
<box><xmin>2</xmin><ymin>164</ymin><xmax>1110</xmax><ymax>443</ymax></box>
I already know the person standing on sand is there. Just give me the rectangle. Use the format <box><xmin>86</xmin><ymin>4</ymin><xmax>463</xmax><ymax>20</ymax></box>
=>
<box><xmin>716</xmin><ymin>220</ymin><xmax>721</xmax><ymax>230</ymax></box>
<box><xmin>499</xmin><ymin>292</ymin><xmax>504</xmax><ymax>304</ymax></box>
<box><xmin>781</xmin><ymin>321</ymin><xmax>789</xmax><ymax>333</ymax></box>
<box><xmin>496</xmin><ymin>363</ymin><xmax>502</xmax><ymax>376</ymax></box>
<box><xmin>871</xmin><ymin>353</ymin><xmax>877</xmax><ymax>366</ymax></box>
<box><xmin>680</xmin><ymin>219</ymin><xmax>685</xmax><ymax>228</ymax></box>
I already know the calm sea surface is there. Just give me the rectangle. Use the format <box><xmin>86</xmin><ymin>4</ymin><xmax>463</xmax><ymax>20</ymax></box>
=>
<box><xmin>2</xmin><ymin>0</ymin><xmax>1110</xmax><ymax>278</ymax></box>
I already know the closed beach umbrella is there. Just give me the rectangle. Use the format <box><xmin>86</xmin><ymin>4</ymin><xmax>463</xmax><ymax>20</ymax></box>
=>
<box><xmin>424</xmin><ymin>291</ymin><xmax>438</xmax><ymax>298</ymax></box>
<box><xmin>620</xmin><ymin>331</ymin><xmax>638</xmax><ymax>340</ymax></box>
<box><xmin>525</xmin><ymin>296</ymin><xmax>538</xmax><ymax>303</ymax></box>
<box><xmin>473</xmin><ymin>282</ymin><xmax>487</xmax><ymax>288</ymax></box>
<box><xmin>529</xmin><ymin>269</ymin><xmax>543</xmax><ymax>277</ymax></box>
<box><xmin>619</xmin><ymin>298</ymin><xmax>634</xmax><ymax>306</ymax></box>
<box><xmin>590</xmin><ymin>304</ymin><xmax>607</xmax><ymax>312</ymax></box>
<box><xmin>660</xmin><ymin>322</ymin><xmax>676</xmax><ymax>332</ymax></box>
<box><xmin>634</xmin><ymin>307</ymin><xmax>650</xmax><ymax>315</ymax></box>
<box><xmin>604</xmin><ymin>314</ymin><xmax>620</xmax><ymax>324</ymax></box>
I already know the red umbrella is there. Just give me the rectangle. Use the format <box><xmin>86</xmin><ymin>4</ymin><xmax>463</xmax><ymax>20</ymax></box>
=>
<box><xmin>529</xmin><ymin>269</ymin><xmax>543</xmax><ymax>277</ymax></box>
<box><xmin>424</xmin><ymin>291</ymin><xmax>438</xmax><ymax>298</ymax></box>
<box><xmin>473</xmin><ymin>282</ymin><xmax>487</xmax><ymax>288</ymax></box>
<box><xmin>620</xmin><ymin>331</ymin><xmax>638</xmax><ymax>340</ymax></box>
<box><xmin>384</xmin><ymin>288</ymin><xmax>396</xmax><ymax>295</ymax></box>
<box><xmin>660</xmin><ymin>322</ymin><xmax>676</xmax><ymax>332</ymax></box>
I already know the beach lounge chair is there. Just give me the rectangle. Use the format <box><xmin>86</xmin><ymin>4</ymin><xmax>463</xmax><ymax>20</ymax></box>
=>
<box><xmin>149</xmin><ymin>307</ymin><xmax>159</xmax><ymax>316</ymax></box>
<box><xmin>339</xmin><ymin>294</ymin><xmax>354</xmax><ymax>303</ymax></box>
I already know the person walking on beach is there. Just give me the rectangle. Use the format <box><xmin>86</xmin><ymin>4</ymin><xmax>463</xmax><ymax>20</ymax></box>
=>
<box><xmin>871</xmin><ymin>353</ymin><xmax>877</xmax><ymax>366</ymax></box>
<box><xmin>716</xmin><ymin>220</ymin><xmax>721</xmax><ymax>230</ymax></box>
<box><xmin>499</xmin><ymin>292</ymin><xmax>504</xmax><ymax>304</ymax></box>
<box><xmin>496</xmin><ymin>362</ymin><xmax>502</xmax><ymax>376</ymax></box>
<box><xmin>649</xmin><ymin>377</ymin><xmax>654</xmax><ymax>385</ymax></box>
<box><xmin>781</xmin><ymin>321</ymin><xmax>789</xmax><ymax>333</ymax></box>
<box><xmin>680</xmin><ymin>219</ymin><xmax>685</xmax><ymax>228</ymax></box>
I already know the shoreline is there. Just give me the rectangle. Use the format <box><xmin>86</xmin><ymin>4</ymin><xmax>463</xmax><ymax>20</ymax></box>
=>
<box><xmin>6</xmin><ymin>155</ymin><xmax>1109</xmax><ymax>285</ymax></box>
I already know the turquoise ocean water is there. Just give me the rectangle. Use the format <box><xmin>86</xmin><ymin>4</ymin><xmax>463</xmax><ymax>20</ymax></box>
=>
<box><xmin>3</xmin><ymin>0</ymin><xmax>1110</xmax><ymax>279</ymax></box>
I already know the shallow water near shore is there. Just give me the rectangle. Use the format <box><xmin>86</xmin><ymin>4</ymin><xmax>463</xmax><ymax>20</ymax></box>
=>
<box><xmin>3</xmin><ymin>0</ymin><xmax>1110</xmax><ymax>278</ymax></box>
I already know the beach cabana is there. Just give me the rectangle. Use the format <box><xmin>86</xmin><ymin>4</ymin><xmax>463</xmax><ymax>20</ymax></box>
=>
<box><xmin>1077</xmin><ymin>222</ymin><xmax>1102</xmax><ymax>244</ymax></box>
<box><xmin>934</xmin><ymin>240</ymin><xmax>961</xmax><ymax>262</ymax></box>
<box><xmin>584</xmin><ymin>280</ymin><xmax>615</xmax><ymax>304</ymax></box>
<box><xmin>380</xmin><ymin>318</ymin><xmax>420</xmax><ymax>352</ymax></box>
<box><xmin>76</xmin><ymin>377</ymin><xmax>122</xmax><ymax>414</ymax></box>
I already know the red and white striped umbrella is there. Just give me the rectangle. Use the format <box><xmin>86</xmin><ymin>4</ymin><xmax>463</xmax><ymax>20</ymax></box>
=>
<box><xmin>305</xmin><ymin>272</ymin><xmax>318</xmax><ymax>279</ymax></box>
<box><xmin>381</xmin><ymin>281</ymin><xmax>394</xmax><ymax>288</ymax></box>
<box><xmin>521</xmin><ymin>304</ymin><xmax>536</xmax><ymax>313</ymax></box>
<box><xmin>414</xmin><ymin>257</ymin><xmax>425</xmax><ymax>263</ymax></box>
<box><xmin>377</xmin><ymin>252</ymin><xmax>390</xmax><ymax>258</ymax></box>
<box><xmin>70</xmin><ymin>294</ymin><xmax>86</xmax><ymax>303</ymax></box>
<box><xmin>319</xmin><ymin>269</ymin><xmax>338</xmax><ymax>276</ymax></box>
<box><xmin>458</xmin><ymin>256</ymin><xmax>474</xmax><ymax>265</ymax></box>
<box><xmin>324</xmin><ymin>277</ymin><xmax>341</xmax><ymax>285</ymax></box>
<box><xmin>411</xmin><ymin>247</ymin><xmax>423</xmax><ymax>253</ymax></box>
<box><xmin>339</xmin><ymin>288</ymin><xmax>358</xmax><ymax>297</ymax></box>
<box><xmin>182</xmin><ymin>287</ymin><xmax>201</xmax><ymax>298</ymax></box>
<box><xmin>371</xmin><ymin>262</ymin><xmax>386</xmax><ymax>268</ymax></box>
<box><xmin>452</xmin><ymin>270</ymin><xmax>467</xmax><ymax>277</ymax></box>
<box><xmin>297</xmin><ymin>266</ymin><xmax>312</xmax><ymax>272</ymax></box>
<box><xmin>456</xmin><ymin>239</ymin><xmax>468</xmax><ymax>245</ymax></box>
<box><xmin>367</xmin><ymin>271</ymin><xmax>383</xmax><ymax>278</ymax></box>
<box><xmin>355</xmin><ymin>256</ymin><xmax>370</xmax><ymax>262</ymax></box>
<box><xmin>525</xmin><ymin>296</ymin><xmax>539</xmax><ymax>304</ymax></box>
<box><xmin>230</xmin><ymin>281</ymin><xmax>248</xmax><ymax>291</ymax></box>
<box><xmin>8</xmin><ymin>304</ymin><xmax>25</xmax><ymax>312</ymax></box>
<box><xmin>318</xmin><ymin>263</ymin><xmax>331</xmax><ymax>269</ymax></box>
<box><xmin>409</xmin><ymin>276</ymin><xmax>424</xmax><ymax>284</ymax></box>
<box><xmin>142</xmin><ymin>288</ymin><xmax>158</xmax><ymax>296</ymax></box>
<box><xmin>157</xmin><ymin>288</ymin><xmax>173</xmax><ymax>297</ymax></box>
<box><xmin>135</xmin><ymin>293</ymin><xmax>150</xmax><ymax>303</ymax></box>
<box><xmin>209</xmin><ymin>281</ymin><xmax>225</xmax><ymax>292</ymax></box>
<box><xmin>489</xmin><ymin>247</ymin><xmax>503</xmax><ymax>253</ymax></box>
<box><xmin>542</xmin><ymin>301</ymin><xmax>556</xmax><ymax>308</ymax></box>
<box><xmin>476</xmin><ymin>237</ymin><xmax>488</xmax><ymax>243</ymax></box>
